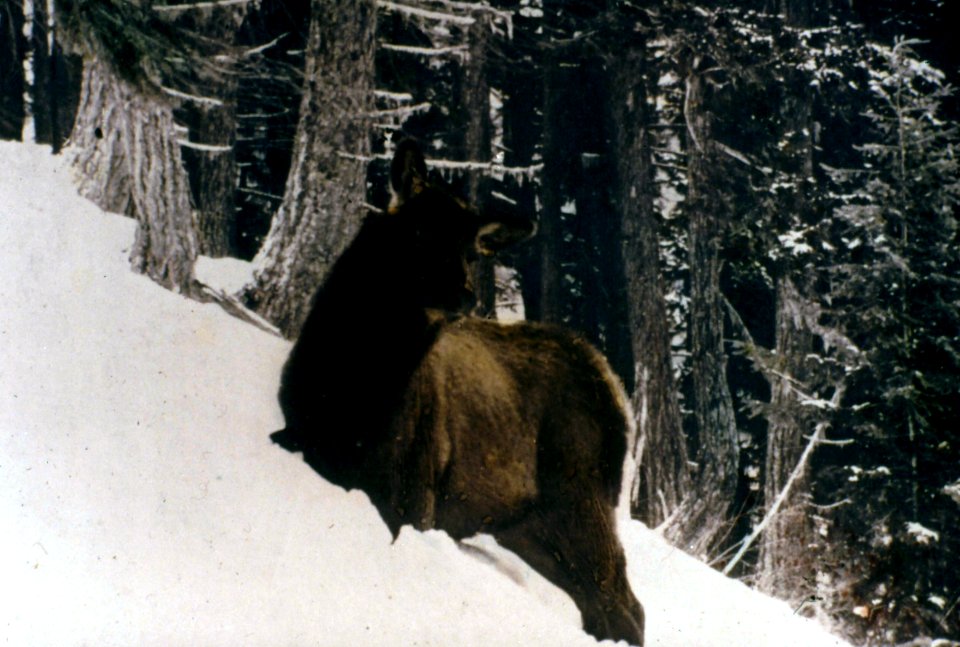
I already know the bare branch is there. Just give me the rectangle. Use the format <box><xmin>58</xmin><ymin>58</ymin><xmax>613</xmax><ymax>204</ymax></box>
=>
<box><xmin>369</xmin><ymin>102</ymin><xmax>433</xmax><ymax>118</ymax></box>
<box><xmin>722</xmin><ymin>384</ymin><xmax>846</xmax><ymax>576</ymax></box>
<box><xmin>381</xmin><ymin>43</ymin><xmax>468</xmax><ymax>57</ymax></box>
<box><xmin>376</xmin><ymin>0</ymin><xmax>475</xmax><ymax>25</ymax></box>
<box><xmin>154</xmin><ymin>0</ymin><xmax>252</xmax><ymax>13</ymax></box>
<box><xmin>336</xmin><ymin>151</ymin><xmax>543</xmax><ymax>180</ymax></box>
<box><xmin>177</xmin><ymin>140</ymin><xmax>232</xmax><ymax>153</ymax></box>
<box><xmin>161</xmin><ymin>86</ymin><xmax>224</xmax><ymax>107</ymax></box>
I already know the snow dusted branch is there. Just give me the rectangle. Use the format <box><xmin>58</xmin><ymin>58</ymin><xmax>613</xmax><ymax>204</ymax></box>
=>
<box><xmin>376</xmin><ymin>0</ymin><xmax>475</xmax><ymax>26</ymax></box>
<box><xmin>375</xmin><ymin>90</ymin><xmax>415</xmax><ymax>102</ymax></box>
<box><xmin>161</xmin><ymin>87</ymin><xmax>224</xmax><ymax>107</ymax></box>
<box><xmin>382</xmin><ymin>43</ymin><xmax>468</xmax><ymax>57</ymax></box>
<box><xmin>154</xmin><ymin>0</ymin><xmax>252</xmax><ymax>13</ymax></box>
<box><xmin>177</xmin><ymin>140</ymin><xmax>232</xmax><ymax>153</ymax></box>
<box><xmin>337</xmin><ymin>151</ymin><xmax>543</xmax><ymax>180</ymax></box>
<box><xmin>370</xmin><ymin>102</ymin><xmax>433</xmax><ymax>118</ymax></box>
<box><xmin>722</xmin><ymin>385</ymin><xmax>846</xmax><ymax>576</ymax></box>
<box><xmin>241</xmin><ymin>35</ymin><xmax>285</xmax><ymax>59</ymax></box>
<box><xmin>237</xmin><ymin>187</ymin><xmax>283</xmax><ymax>201</ymax></box>
<box><xmin>424</xmin><ymin>0</ymin><xmax>512</xmax><ymax>24</ymax></box>
<box><xmin>716</xmin><ymin>141</ymin><xmax>770</xmax><ymax>174</ymax></box>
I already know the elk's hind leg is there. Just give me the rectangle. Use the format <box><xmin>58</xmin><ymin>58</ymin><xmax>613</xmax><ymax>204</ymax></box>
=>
<box><xmin>493</xmin><ymin>496</ymin><xmax>645</xmax><ymax>646</ymax></box>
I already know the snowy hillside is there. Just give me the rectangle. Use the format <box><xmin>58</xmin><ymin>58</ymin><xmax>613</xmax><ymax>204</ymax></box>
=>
<box><xmin>0</xmin><ymin>141</ymin><xmax>853</xmax><ymax>647</ymax></box>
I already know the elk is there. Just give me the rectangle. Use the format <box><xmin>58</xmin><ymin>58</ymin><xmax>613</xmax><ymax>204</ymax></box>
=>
<box><xmin>273</xmin><ymin>140</ymin><xmax>645</xmax><ymax>645</ymax></box>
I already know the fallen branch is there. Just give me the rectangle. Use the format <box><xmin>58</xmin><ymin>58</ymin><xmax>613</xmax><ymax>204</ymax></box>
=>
<box><xmin>722</xmin><ymin>384</ymin><xmax>845</xmax><ymax>576</ymax></box>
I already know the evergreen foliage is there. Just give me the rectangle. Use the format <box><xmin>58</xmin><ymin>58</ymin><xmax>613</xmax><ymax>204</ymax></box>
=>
<box><xmin>815</xmin><ymin>37</ymin><xmax>960</xmax><ymax>644</ymax></box>
<box><xmin>55</xmin><ymin>0</ymin><xmax>224</xmax><ymax>95</ymax></box>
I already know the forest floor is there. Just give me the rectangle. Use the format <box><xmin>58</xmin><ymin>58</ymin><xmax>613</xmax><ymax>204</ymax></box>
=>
<box><xmin>0</xmin><ymin>141</ymin><xmax>853</xmax><ymax>646</ymax></box>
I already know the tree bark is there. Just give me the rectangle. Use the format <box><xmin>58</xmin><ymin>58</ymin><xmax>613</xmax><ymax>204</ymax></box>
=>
<box><xmin>757</xmin><ymin>277</ymin><xmax>818</xmax><ymax>603</ymax></box>
<box><xmin>500</xmin><ymin>48</ymin><xmax>541</xmax><ymax>322</ymax></box>
<box><xmin>757</xmin><ymin>0</ymin><xmax>821</xmax><ymax>604</ymax></box>
<box><xmin>175</xmin><ymin>4</ymin><xmax>246</xmax><ymax>258</ymax></box>
<box><xmin>181</xmin><ymin>100</ymin><xmax>237</xmax><ymax>257</ymax></box>
<box><xmin>538</xmin><ymin>50</ymin><xmax>567</xmax><ymax>326</ymax></box>
<box><xmin>538</xmin><ymin>44</ymin><xmax>633</xmax><ymax>385</ymax></box>
<box><xmin>1</xmin><ymin>0</ymin><xmax>26</xmax><ymax>140</ymax></box>
<box><xmin>69</xmin><ymin>57</ymin><xmax>199</xmax><ymax>295</ymax></box>
<box><xmin>31</xmin><ymin>0</ymin><xmax>52</xmax><ymax>145</ymax></box>
<box><xmin>608</xmin><ymin>45</ymin><xmax>691</xmax><ymax>527</ymax></box>
<box><xmin>245</xmin><ymin>0</ymin><xmax>376</xmax><ymax>338</ymax></box>
<box><xmin>662</xmin><ymin>57</ymin><xmax>739</xmax><ymax>558</ymax></box>
<box><xmin>461</xmin><ymin>13</ymin><xmax>495</xmax><ymax>317</ymax></box>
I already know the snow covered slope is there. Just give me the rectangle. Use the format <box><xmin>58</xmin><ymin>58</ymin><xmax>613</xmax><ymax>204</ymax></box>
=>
<box><xmin>0</xmin><ymin>142</ymin><xmax>852</xmax><ymax>647</ymax></box>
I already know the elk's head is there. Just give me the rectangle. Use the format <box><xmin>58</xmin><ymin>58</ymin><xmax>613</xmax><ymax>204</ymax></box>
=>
<box><xmin>387</xmin><ymin>140</ymin><xmax>534</xmax><ymax>313</ymax></box>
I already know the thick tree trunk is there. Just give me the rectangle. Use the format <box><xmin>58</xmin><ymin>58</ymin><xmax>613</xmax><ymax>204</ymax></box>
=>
<box><xmin>1</xmin><ymin>0</ymin><xmax>26</xmax><ymax>140</ymax></box>
<box><xmin>758</xmin><ymin>0</ymin><xmax>821</xmax><ymax>605</ymax></box>
<box><xmin>245</xmin><ymin>0</ymin><xmax>376</xmax><ymax>338</ymax></box>
<box><xmin>181</xmin><ymin>101</ymin><xmax>236</xmax><ymax>257</ymax></box>
<box><xmin>69</xmin><ymin>57</ymin><xmax>199</xmax><ymax>295</ymax></box>
<box><xmin>758</xmin><ymin>277</ymin><xmax>818</xmax><ymax>604</ymax></box>
<box><xmin>462</xmin><ymin>13</ymin><xmax>495</xmax><ymax>317</ymax></box>
<box><xmin>609</xmin><ymin>45</ymin><xmax>690</xmax><ymax>526</ymax></box>
<box><xmin>176</xmin><ymin>4</ymin><xmax>246</xmax><ymax>258</ymax></box>
<box><xmin>539</xmin><ymin>45</ymin><xmax>633</xmax><ymax>385</ymax></box>
<box><xmin>662</xmin><ymin>59</ymin><xmax>739</xmax><ymax>558</ymax></box>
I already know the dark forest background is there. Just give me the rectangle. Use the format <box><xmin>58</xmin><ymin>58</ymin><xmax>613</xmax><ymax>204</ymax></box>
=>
<box><xmin>1</xmin><ymin>0</ymin><xmax>957</xmax><ymax>644</ymax></box>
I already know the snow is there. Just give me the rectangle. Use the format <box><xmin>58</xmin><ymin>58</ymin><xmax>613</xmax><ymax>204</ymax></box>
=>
<box><xmin>195</xmin><ymin>255</ymin><xmax>255</xmax><ymax>295</ymax></box>
<box><xmin>904</xmin><ymin>522</ymin><xmax>940</xmax><ymax>545</ymax></box>
<box><xmin>0</xmin><ymin>141</ymin><xmax>853</xmax><ymax>647</ymax></box>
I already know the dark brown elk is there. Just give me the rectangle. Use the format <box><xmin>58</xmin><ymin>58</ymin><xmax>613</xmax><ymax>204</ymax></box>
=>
<box><xmin>273</xmin><ymin>140</ymin><xmax>645</xmax><ymax>645</ymax></box>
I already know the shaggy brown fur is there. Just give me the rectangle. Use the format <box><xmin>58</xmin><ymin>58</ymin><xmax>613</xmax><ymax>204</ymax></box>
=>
<box><xmin>273</xmin><ymin>140</ymin><xmax>645</xmax><ymax>645</ymax></box>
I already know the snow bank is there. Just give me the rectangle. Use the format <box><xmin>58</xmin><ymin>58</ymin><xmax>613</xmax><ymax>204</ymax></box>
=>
<box><xmin>0</xmin><ymin>142</ymin><xmax>851</xmax><ymax>647</ymax></box>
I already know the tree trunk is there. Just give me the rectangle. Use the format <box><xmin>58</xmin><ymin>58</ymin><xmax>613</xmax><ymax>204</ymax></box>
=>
<box><xmin>176</xmin><ymin>4</ymin><xmax>246</xmax><ymax>258</ymax></box>
<box><xmin>757</xmin><ymin>277</ymin><xmax>818</xmax><ymax>604</ymax></box>
<box><xmin>245</xmin><ymin>0</ymin><xmax>376</xmax><ymax>338</ymax></box>
<box><xmin>30</xmin><ymin>1</ymin><xmax>76</xmax><ymax>153</ymax></box>
<box><xmin>461</xmin><ymin>13</ymin><xmax>495</xmax><ymax>318</ymax></box>
<box><xmin>500</xmin><ymin>50</ymin><xmax>541</xmax><ymax>322</ymax></box>
<box><xmin>69</xmin><ymin>57</ymin><xmax>199</xmax><ymax>295</ymax></box>
<box><xmin>181</xmin><ymin>100</ymin><xmax>237</xmax><ymax>257</ymax></box>
<box><xmin>609</xmin><ymin>45</ymin><xmax>690</xmax><ymax>527</ymax></box>
<box><xmin>757</xmin><ymin>0</ymin><xmax>821</xmax><ymax>605</ymax></box>
<box><xmin>1</xmin><ymin>0</ymin><xmax>26</xmax><ymax>140</ymax></box>
<box><xmin>31</xmin><ymin>0</ymin><xmax>52</xmax><ymax>145</ymax></box>
<box><xmin>539</xmin><ymin>45</ymin><xmax>633</xmax><ymax>385</ymax></box>
<box><xmin>538</xmin><ymin>51</ymin><xmax>567</xmax><ymax>326</ymax></box>
<box><xmin>662</xmin><ymin>58</ymin><xmax>739</xmax><ymax>558</ymax></box>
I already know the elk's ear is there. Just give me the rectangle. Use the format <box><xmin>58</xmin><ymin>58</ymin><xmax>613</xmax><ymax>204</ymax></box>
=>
<box><xmin>389</xmin><ymin>139</ymin><xmax>428</xmax><ymax>212</ymax></box>
<box><xmin>476</xmin><ymin>215</ymin><xmax>537</xmax><ymax>255</ymax></box>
